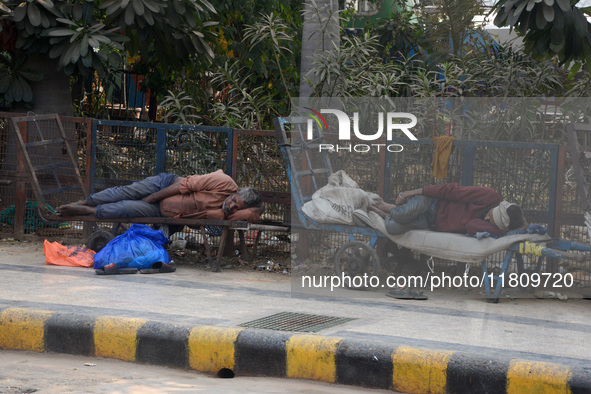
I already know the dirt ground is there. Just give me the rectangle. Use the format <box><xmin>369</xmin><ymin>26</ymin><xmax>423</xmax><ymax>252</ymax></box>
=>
<box><xmin>167</xmin><ymin>239</ymin><xmax>292</xmax><ymax>274</ymax></box>
<box><xmin>0</xmin><ymin>224</ymin><xmax>293</xmax><ymax>275</ymax></box>
<box><xmin>2</xmin><ymin>227</ymin><xmax>590</xmax><ymax>298</ymax></box>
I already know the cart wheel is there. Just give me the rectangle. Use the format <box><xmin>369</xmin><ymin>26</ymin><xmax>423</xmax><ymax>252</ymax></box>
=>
<box><xmin>334</xmin><ymin>241</ymin><xmax>381</xmax><ymax>277</ymax></box>
<box><xmin>86</xmin><ymin>231</ymin><xmax>114</xmax><ymax>253</ymax></box>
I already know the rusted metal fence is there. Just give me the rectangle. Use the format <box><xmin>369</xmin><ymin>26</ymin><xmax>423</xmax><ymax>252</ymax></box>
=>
<box><xmin>0</xmin><ymin>113</ymin><xmax>91</xmax><ymax>238</ymax></box>
<box><xmin>0</xmin><ymin>114</ymin><xmax>290</xmax><ymax>254</ymax></box>
<box><xmin>286</xmin><ymin>131</ymin><xmax>590</xmax><ymax>288</ymax></box>
<box><xmin>0</xmin><ymin>112</ymin><xmax>589</xmax><ymax>285</ymax></box>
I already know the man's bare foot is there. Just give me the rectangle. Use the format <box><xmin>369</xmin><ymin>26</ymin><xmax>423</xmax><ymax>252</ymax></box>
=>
<box><xmin>71</xmin><ymin>199</ymin><xmax>88</xmax><ymax>206</ymax></box>
<box><xmin>369</xmin><ymin>202</ymin><xmax>395</xmax><ymax>218</ymax></box>
<box><xmin>373</xmin><ymin>201</ymin><xmax>396</xmax><ymax>212</ymax></box>
<box><xmin>55</xmin><ymin>204</ymin><xmax>96</xmax><ymax>216</ymax></box>
<box><xmin>368</xmin><ymin>204</ymin><xmax>387</xmax><ymax>219</ymax></box>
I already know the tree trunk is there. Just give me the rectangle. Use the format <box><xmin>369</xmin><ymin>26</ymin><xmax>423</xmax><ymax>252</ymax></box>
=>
<box><xmin>15</xmin><ymin>54</ymin><xmax>74</xmax><ymax>116</ymax></box>
<box><xmin>3</xmin><ymin>54</ymin><xmax>75</xmax><ymax>176</ymax></box>
<box><xmin>148</xmin><ymin>91</ymin><xmax>158</xmax><ymax>121</ymax></box>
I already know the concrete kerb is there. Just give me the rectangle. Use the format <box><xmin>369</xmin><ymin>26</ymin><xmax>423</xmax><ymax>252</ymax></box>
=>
<box><xmin>0</xmin><ymin>307</ymin><xmax>590</xmax><ymax>393</ymax></box>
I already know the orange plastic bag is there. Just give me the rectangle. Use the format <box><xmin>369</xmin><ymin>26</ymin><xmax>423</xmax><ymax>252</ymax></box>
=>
<box><xmin>44</xmin><ymin>240</ymin><xmax>96</xmax><ymax>268</ymax></box>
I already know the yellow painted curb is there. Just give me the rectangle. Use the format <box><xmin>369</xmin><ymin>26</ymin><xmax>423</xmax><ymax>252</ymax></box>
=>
<box><xmin>188</xmin><ymin>326</ymin><xmax>242</xmax><ymax>373</ymax></box>
<box><xmin>392</xmin><ymin>346</ymin><xmax>454</xmax><ymax>394</ymax></box>
<box><xmin>0</xmin><ymin>308</ymin><xmax>53</xmax><ymax>352</ymax></box>
<box><xmin>286</xmin><ymin>335</ymin><xmax>341</xmax><ymax>383</ymax></box>
<box><xmin>507</xmin><ymin>360</ymin><xmax>572</xmax><ymax>394</ymax></box>
<box><xmin>94</xmin><ymin>316</ymin><xmax>147</xmax><ymax>362</ymax></box>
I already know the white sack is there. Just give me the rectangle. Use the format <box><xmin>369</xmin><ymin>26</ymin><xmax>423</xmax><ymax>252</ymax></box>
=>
<box><xmin>302</xmin><ymin>170</ymin><xmax>382</xmax><ymax>225</ymax></box>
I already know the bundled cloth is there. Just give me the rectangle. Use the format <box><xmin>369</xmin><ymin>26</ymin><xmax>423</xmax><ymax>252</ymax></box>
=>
<box><xmin>431</xmin><ymin>135</ymin><xmax>455</xmax><ymax>179</ymax></box>
<box><xmin>302</xmin><ymin>170</ymin><xmax>382</xmax><ymax>225</ymax></box>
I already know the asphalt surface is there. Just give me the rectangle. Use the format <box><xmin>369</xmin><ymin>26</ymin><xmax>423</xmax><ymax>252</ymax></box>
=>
<box><xmin>1</xmin><ymin>349</ymin><xmax>393</xmax><ymax>393</ymax></box>
<box><xmin>0</xmin><ymin>239</ymin><xmax>590</xmax><ymax>392</ymax></box>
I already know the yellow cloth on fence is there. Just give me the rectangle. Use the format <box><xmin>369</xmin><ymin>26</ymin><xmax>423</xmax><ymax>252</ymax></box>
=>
<box><xmin>431</xmin><ymin>135</ymin><xmax>455</xmax><ymax>179</ymax></box>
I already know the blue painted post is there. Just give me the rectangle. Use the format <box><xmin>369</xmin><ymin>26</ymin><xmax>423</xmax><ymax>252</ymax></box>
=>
<box><xmin>226</xmin><ymin>129</ymin><xmax>233</xmax><ymax>177</ymax></box>
<box><xmin>548</xmin><ymin>144</ymin><xmax>559</xmax><ymax>237</ymax></box>
<box><xmin>90</xmin><ymin>120</ymin><xmax>98</xmax><ymax>195</ymax></box>
<box><xmin>156</xmin><ymin>126</ymin><xmax>166</xmax><ymax>174</ymax></box>
<box><xmin>461</xmin><ymin>142</ymin><xmax>475</xmax><ymax>186</ymax></box>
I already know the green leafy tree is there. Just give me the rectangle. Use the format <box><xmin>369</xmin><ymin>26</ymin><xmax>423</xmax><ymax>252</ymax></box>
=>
<box><xmin>422</xmin><ymin>0</ymin><xmax>484</xmax><ymax>58</ymax></box>
<box><xmin>300</xmin><ymin>0</ymin><xmax>341</xmax><ymax>98</ymax></box>
<box><xmin>159</xmin><ymin>1</ymin><xmax>302</xmax><ymax>129</ymax></box>
<box><xmin>493</xmin><ymin>0</ymin><xmax>591</xmax><ymax>65</ymax></box>
<box><xmin>213</xmin><ymin>0</ymin><xmax>301</xmax><ymax>116</ymax></box>
<box><xmin>373</xmin><ymin>8</ymin><xmax>422</xmax><ymax>58</ymax></box>
<box><xmin>244</xmin><ymin>12</ymin><xmax>295</xmax><ymax>103</ymax></box>
<box><xmin>0</xmin><ymin>0</ymin><xmax>217</xmax><ymax>116</ymax></box>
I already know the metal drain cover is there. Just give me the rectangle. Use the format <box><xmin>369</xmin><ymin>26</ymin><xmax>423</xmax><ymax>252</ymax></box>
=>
<box><xmin>239</xmin><ymin>312</ymin><xmax>355</xmax><ymax>333</ymax></box>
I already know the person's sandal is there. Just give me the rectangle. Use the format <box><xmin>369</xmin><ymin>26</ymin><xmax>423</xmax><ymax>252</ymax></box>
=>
<box><xmin>386</xmin><ymin>288</ymin><xmax>414</xmax><ymax>299</ymax></box>
<box><xmin>386</xmin><ymin>288</ymin><xmax>428</xmax><ymax>300</ymax></box>
<box><xmin>139</xmin><ymin>262</ymin><xmax>176</xmax><ymax>274</ymax></box>
<box><xmin>95</xmin><ymin>263</ymin><xmax>138</xmax><ymax>275</ymax></box>
<box><xmin>408</xmin><ymin>289</ymin><xmax>428</xmax><ymax>300</ymax></box>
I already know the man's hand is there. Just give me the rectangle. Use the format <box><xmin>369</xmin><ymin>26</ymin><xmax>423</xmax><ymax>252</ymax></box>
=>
<box><xmin>395</xmin><ymin>195</ymin><xmax>407</xmax><ymax>206</ymax></box>
<box><xmin>142</xmin><ymin>182</ymin><xmax>182</xmax><ymax>204</ymax></box>
<box><xmin>142</xmin><ymin>194</ymin><xmax>157</xmax><ymax>204</ymax></box>
<box><xmin>395</xmin><ymin>188</ymin><xmax>423</xmax><ymax>206</ymax></box>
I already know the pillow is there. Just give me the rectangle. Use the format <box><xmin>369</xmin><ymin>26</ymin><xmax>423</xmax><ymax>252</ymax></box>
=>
<box><xmin>227</xmin><ymin>208</ymin><xmax>260</xmax><ymax>222</ymax></box>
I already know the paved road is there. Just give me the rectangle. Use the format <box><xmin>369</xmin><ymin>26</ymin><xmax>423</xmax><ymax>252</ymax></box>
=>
<box><xmin>1</xmin><ymin>349</ymin><xmax>394</xmax><ymax>393</ymax></box>
<box><xmin>1</xmin><ymin>239</ymin><xmax>590</xmax><ymax>370</ymax></box>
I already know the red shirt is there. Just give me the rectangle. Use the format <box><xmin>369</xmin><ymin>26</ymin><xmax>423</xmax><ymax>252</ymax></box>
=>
<box><xmin>422</xmin><ymin>183</ymin><xmax>503</xmax><ymax>235</ymax></box>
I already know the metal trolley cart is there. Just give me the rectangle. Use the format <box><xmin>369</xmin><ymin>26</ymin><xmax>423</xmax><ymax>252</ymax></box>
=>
<box><xmin>274</xmin><ymin>116</ymin><xmax>591</xmax><ymax>301</ymax></box>
<box><xmin>8</xmin><ymin>113</ymin><xmax>284</xmax><ymax>271</ymax></box>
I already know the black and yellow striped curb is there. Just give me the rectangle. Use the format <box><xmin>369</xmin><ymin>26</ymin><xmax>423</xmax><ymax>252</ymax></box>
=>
<box><xmin>0</xmin><ymin>307</ymin><xmax>589</xmax><ymax>393</ymax></box>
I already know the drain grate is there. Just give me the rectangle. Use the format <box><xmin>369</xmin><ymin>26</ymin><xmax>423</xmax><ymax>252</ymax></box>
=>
<box><xmin>239</xmin><ymin>312</ymin><xmax>355</xmax><ymax>333</ymax></box>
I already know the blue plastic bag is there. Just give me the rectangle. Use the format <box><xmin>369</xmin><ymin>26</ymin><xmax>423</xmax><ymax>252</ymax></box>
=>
<box><xmin>94</xmin><ymin>224</ymin><xmax>170</xmax><ymax>269</ymax></box>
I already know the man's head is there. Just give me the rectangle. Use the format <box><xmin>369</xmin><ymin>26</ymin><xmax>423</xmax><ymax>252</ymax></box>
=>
<box><xmin>222</xmin><ymin>187</ymin><xmax>262</xmax><ymax>215</ymax></box>
<box><xmin>484</xmin><ymin>201</ymin><xmax>527</xmax><ymax>232</ymax></box>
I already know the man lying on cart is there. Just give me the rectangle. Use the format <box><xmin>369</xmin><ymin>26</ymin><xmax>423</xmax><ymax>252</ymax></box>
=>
<box><xmin>56</xmin><ymin>170</ymin><xmax>264</xmax><ymax>222</ymax></box>
<box><xmin>366</xmin><ymin>183</ymin><xmax>527</xmax><ymax>299</ymax></box>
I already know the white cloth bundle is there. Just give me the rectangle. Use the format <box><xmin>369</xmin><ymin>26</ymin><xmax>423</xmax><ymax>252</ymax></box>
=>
<box><xmin>302</xmin><ymin>170</ymin><xmax>382</xmax><ymax>225</ymax></box>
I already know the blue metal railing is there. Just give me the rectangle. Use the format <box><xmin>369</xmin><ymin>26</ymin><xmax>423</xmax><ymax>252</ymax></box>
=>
<box><xmin>90</xmin><ymin>119</ymin><xmax>234</xmax><ymax>194</ymax></box>
<box><xmin>386</xmin><ymin>138</ymin><xmax>560</xmax><ymax>235</ymax></box>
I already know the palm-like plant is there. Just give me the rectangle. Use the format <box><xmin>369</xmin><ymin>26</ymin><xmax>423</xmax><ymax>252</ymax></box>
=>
<box><xmin>159</xmin><ymin>90</ymin><xmax>201</xmax><ymax>125</ymax></box>
<box><xmin>0</xmin><ymin>51</ymin><xmax>43</xmax><ymax>104</ymax></box>
<box><xmin>243</xmin><ymin>13</ymin><xmax>294</xmax><ymax>102</ymax></box>
<box><xmin>0</xmin><ymin>0</ymin><xmax>217</xmax><ymax>112</ymax></box>
<box><xmin>492</xmin><ymin>0</ymin><xmax>591</xmax><ymax>65</ymax></box>
<box><xmin>309</xmin><ymin>32</ymin><xmax>403</xmax><ymax>97</ymax></box>
<box><xmin>46</xmin><ymin>19</ymin><xmax>126</xmax><ymax>76</ymax></box>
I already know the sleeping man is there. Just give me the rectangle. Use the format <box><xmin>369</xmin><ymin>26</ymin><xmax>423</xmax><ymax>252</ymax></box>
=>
<box><xmin>56</xmin><ymin>170</ymin><xmax>264</xmax><ymax>222</ymax></box>
<box><xmin>369</xmin><ymin>183</ymin><xmax>527</xmax><ymax>236</ymax></box>
<box><xmin>366</xmin><ymin>183</ymin><xmax>528</xmax><ymax>300</ymax></box>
